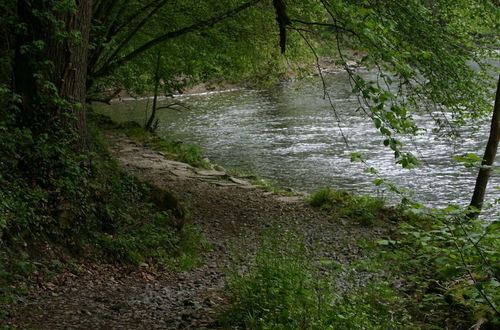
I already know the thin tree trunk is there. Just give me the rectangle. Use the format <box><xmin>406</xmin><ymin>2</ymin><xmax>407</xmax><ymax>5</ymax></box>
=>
<box><xmin>145</xmin><ymin>51</ymin><xmax>161</xmax><ymax>132</ymax></box>
<box><xmin>469</xmin><ymin>74</ymin><xmax>500</xmax><ymax>217</ymax></box>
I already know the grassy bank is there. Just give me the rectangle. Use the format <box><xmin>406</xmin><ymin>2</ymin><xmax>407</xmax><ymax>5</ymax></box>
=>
<box><xmin>221</xmin><ymin>187</ymin><xmax>499</xmax><ymax>329</ymax></box>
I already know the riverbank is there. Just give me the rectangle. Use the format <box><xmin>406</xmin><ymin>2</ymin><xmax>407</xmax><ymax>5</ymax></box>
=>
<box><xmin>3</xmin><ymin>125</ymin><xmax>389</xmax><ymax>328</ymax></box>
<box><xmin>3</xmin><ymin>121</ymin><xmax>497</xmax><ymax>329</ymax></box>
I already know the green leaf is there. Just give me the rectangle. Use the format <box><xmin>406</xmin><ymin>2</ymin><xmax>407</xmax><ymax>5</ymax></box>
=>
<box><xmin>350</xmin><ymin>152</ymin><xmax>364</xmax><ymax>162</ymax></box>
<box><xmin>453</xmin><ymin>153</ymin><xmax>483</xmax><ymax>163</ymax></box>
<box><xmin>380</xmin><ymin>127</ymin><xmax>392</xmax><ymax>136</ymax></box>
<box><xmin>443</xmin><ymin>205</ymin><xmax>461</xmax><ymax>213</ymax></box>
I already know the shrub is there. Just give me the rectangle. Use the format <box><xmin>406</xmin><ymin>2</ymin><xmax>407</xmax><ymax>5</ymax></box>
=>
<box><xmin>223</xmin><ymin>231</ymin><xmax>413</xmax><ymax>329</ymax></box>
<box><xmin>0</xmin><ymin>115</ymin><xmax>205</xmax><ymax>287</ymax></box>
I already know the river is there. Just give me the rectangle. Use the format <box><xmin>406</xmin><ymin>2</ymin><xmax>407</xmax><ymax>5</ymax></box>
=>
<box><xmin>94</xmin><ymin>71</ymin><xmax>499</xmax><ymax>218</ymax></box>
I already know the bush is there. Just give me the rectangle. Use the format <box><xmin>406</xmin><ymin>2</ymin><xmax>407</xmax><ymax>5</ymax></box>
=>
<box><xmin>0</xmin><ymin>113</ymin><xmax>205</xmax><ymax>287</ymax></box>
<box><xmin>381</xmin><ymin>212</ymin><xmax>500</xmax><ymax>326</ymax></box>
<box><xmin>223</xmin><ymin>231</ymin><xmax>413</xmax><ymax>329</ymax></box>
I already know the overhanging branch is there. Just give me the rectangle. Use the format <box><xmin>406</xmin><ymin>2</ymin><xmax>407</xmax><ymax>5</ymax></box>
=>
<box><xmin>93</xmin><ymin>0</ymin><xmax>263</xmax><ymax>79</ymax></box>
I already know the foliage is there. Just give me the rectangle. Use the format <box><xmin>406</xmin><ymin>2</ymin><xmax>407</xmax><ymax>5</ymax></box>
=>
<box><xmin>364</xmin><ymin>206</ymin><xmax>500</xmax><ymax>327</ymax></box>
<box><xmin>98</xmin><ymin>220</ymin><xmax>205</xmax><ymax>270</ymax></box>
<box><xmin>401</xmin><ymin>211</ymin><xmax>498</xmax><ymax>323</ymax></box>
<box><xmin>292</xmin><ymin>0</ymin><xmax>499</xmax><ymax>169</ymax></box>
<box><xmin>309</xmin><ymin>187</ymin><xmax>387</xmax><ymax>225</ymax></box>
<box><xmin>308</xmin><ymin>186</ymin><xmax>499</xmax><ymax>326</ymax></box>
<box><xmin>88</xmin><ymin>0</ymin><xmax>316</xmax><ymax>100</ymax></box>
<box><xmin>0</xmin><ymin>111</ymin><xmax>204</xmax><ymax>288</ymax></box>
<box><xmin>223</xmin><ymin>231</ymin><xmax>413</xmax><ymax>329</ymax></box>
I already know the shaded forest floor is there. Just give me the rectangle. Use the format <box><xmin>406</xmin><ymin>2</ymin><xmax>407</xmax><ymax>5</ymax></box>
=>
<box><xmin>5</xmin><ymin>132</ymin><xmax>391</xmax><ymax>329</ymax></box>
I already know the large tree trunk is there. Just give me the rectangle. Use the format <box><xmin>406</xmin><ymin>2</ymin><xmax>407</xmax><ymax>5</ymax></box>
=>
<box><xmin>469</xmin><ymin>74</ymin><xmax>500</xmax><ymax>217</ymax></box>
<box><xmin>13</xmin><ymin>0</ymin><xmax>93</xmax><ymax>151</ymax></box>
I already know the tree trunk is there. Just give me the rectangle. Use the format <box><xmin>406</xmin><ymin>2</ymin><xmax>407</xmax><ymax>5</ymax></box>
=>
<box><xmin>145</xmin><ymin>51</ymin><xmax>162</xmax><ymax>132</ymax></box>
<box><xmin>468</xmin><ymin>74</ymin><xmax>500</xmax><ymax>217</ymax></box>
<box><xmin>13</xmin><ymin>0</ymin><xmax>93</xmax><ymax>151</ymax></box>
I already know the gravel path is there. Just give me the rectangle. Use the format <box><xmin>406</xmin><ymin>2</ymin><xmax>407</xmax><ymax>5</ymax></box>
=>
<box><xmin>6</xmin><ymin>134</ymin><xmax>386</xmax><ymax>329</ymax></box>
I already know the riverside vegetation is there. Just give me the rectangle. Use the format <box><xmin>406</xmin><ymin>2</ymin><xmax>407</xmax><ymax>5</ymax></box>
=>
<box><xmin>0</xmin><ymin>113</ymin><xmax>207</xmax><ymax>291</ymax></box>
<box><xmin>223</xmin><ymin>188</ymin><xmax>499</xmax><ymax>329</ymax></box>
<box><xmin>3</xmin><ymin>115</ymin><xmax>498</xmax><ymax>328</ymax></box>
<box><xmin>1</xmin><ymin>0</ymin><xmax>499</xmax><ymax>328</ymax></box>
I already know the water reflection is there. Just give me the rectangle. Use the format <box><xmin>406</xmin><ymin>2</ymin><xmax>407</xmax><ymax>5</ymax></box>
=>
<box><xmin>94</xmin><ymin>72</ymin><xmax>499</xmax><ymax>215</ymax></box>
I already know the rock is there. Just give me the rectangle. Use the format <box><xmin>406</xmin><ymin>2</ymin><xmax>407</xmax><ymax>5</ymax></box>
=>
<box><xmin>275</xmin><ymin>196</ymin><xmax>303</xmax><ymax>203</ymax></box>
<box><xmin>228</xmin><ymin>177</ymin><xmax>250</xmax><ymax>185</ymax></box>
<box><xmin>163</xmin><ymin>159</ymin><xmax>194</xmax><ymax>169</ymax></box>
<box><xmin>213</xmin><ymin>165</ymin><xmax>226</xmax><ymax>172</ymax></box>
<box><xmin>238</xmin><ymin>185</ymin><xmax>258</xmax><ymax>190</ymax></box>
<box><xmin>142</xmin><ymin>153</ymin><xmax>163</xmax><ymax>159</ymax></box>
<box><xmin>214</xmin><ymin>182</ymin><xmax>238</xmax><ymax>187</ymax></box>
<box><xmin>121</xmin><ymin>147</ymin><xmax>142</xmax><ymax>153</ymax></box>
<box><xmin>196</xmin><ymin>170</ymin><xmax>226</xmax><ymax>177</ymax></box>
<box><xmin>170</xmin><ymin>169</ymin><xmax>196</xmax><ymax>178</ymax></box>
<box><xmin>346</xmin><ymin>60</ymin><xmax>358</xmax><ymax>67</ymax></box>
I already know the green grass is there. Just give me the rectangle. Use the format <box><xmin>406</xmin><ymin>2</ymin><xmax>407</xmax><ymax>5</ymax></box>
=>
<box><xmin>111</xmin><ymin>120</ymin><xmax>211</xmax><ymax>169</ymax></box>
<box><xmin>309</xmin><ymin>187</ymin><xmax>387</xmax><ymax>225</ymax></box>
<box><xmin>97</xmin><ymin>219</ymin><xmax>206</xmax><ymax>270</ymax></box>
<box><xmin>222</xmin><ymin>231</ymin><xmax>413</xmax><ymax>329</ymax></box>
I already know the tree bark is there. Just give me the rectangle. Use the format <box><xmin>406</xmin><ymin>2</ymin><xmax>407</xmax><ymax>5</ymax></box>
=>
<box><xmin>13</xmin><ymin>0</ymin><xmax>93</xmax><ymax>151</ymax></box>
<box><xmin>469</xmin><ymin>74</ymin><xmax>500</xmax><ymax>217</ymax></box>
<box><xmin>145</xmin><ymin>51</ymin><xmax>162</xmax><ymax>132</ymax></box>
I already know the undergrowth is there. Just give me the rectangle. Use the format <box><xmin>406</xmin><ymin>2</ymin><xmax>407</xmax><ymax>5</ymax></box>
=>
<box><xmin>0</xmin><ymin>110</ymin><xmax>205</xmax><ymax>309</ymax></box>
<box><xmin>307</xmin><ymin>186</ymin><xmax>499</xmax><ymax>327</ymax></box>
<box><xmin>370</xmin><ymin>210</ymin><xmax>500</xmax><ymax>328</ymax></box>
<box><xmin>223</xmin><ymin>231</ymin><xmax>413</xmax><ymax>329</ymax></box>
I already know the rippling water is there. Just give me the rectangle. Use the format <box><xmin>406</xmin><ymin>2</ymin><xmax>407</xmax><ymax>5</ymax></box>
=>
<box><xmin>95</xmin><ymin>71</ymin><xmax>499</xmax><ymax>216</ymax></box>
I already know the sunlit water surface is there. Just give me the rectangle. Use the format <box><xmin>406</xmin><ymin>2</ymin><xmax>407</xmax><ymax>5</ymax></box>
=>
<box><xmin>95</xmin><ymin>71</ymin><xmax>499</xmax><ymax>217</ymax></box>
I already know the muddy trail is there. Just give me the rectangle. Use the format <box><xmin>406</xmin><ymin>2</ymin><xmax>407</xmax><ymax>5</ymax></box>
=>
<box><xmin>6</xmin><ymin>133</ymin><xmax>388</xmax><ymax>329</ymax></box>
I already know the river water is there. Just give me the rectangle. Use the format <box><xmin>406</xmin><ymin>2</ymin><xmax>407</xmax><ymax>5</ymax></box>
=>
<box><xmin>94</xmin><ymin>71</ymin><xmax>499</xmax><ymax>216</ymax></box>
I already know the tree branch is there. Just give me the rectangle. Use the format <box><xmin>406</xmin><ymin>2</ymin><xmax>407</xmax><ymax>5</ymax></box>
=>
<box><xmin>290</xmin><ymin>18</ymin><xmax>356</xmax><ymax>34</ymax></box>
<box><xmin>93</xmin><ymin>0</ymin><xmax>263</xmax><ymax>79</ymax></box>
<box><xmin>103</xmin><ymin>0</ymin><xmax>169</xmax><ymax>70</ymax></box>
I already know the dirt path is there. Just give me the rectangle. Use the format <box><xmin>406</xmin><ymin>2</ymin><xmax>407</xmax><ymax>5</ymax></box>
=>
<box><xmin>6</xmin><ymin>134</ymin><xmax>385</xmax><ymax>329</ymax></box>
